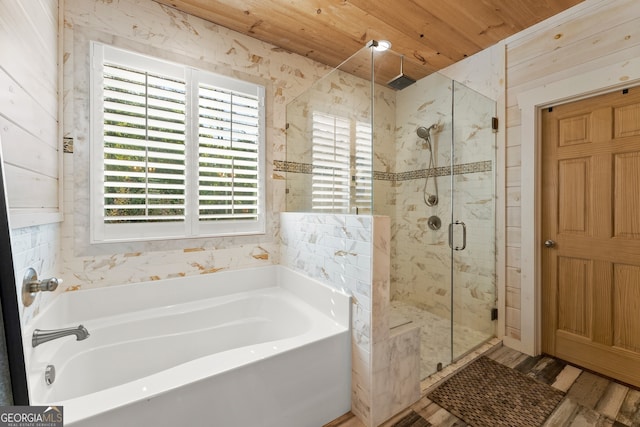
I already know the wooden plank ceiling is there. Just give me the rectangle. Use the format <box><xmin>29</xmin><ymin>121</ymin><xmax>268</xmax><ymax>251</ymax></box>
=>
<box><xmin>153</xmin><ymin>0</ymin><xmax>584</xmax><ymax>87</ymax></box>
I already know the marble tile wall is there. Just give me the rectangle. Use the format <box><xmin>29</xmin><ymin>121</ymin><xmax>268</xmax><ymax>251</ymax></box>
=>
<box><xmin>286</xmin><ymin>49</ymin><xmax>372</xmax><ymax>165</ymax></box>
<box><xmin>279</xmin><ymin>212</ymin><xmax>373</xmax><ymax>304</ymax></box>
<box><xmin>280</xmin><ymin>212</ymin><xmax>374</xmax><ymax>424</ymax></box>
<box><xmin>390</xmin><ymin>174</ymin><xmax>452</xmax><ymax>317</ymax></box>
<box><xmin>390</xmin><ymin>72</ymin><xmax>453</xmax><ymax>321</ymax></box>
<box><xmin>370</xmin><ymin>216</ymin><xmax>421</xmax><ymax>426</ymax></box>
<box><xmin>373</xmin><ymin>79</ymin><xmax>398</xmax><ymax>176</ymax></box>
<box><xmin>372</xmin><ymin>326</ymin><xmax>421</xmax><ymax>423</ymax></box>
<box><xmin>280</xmin><ymin>213</ymin><xmax>419</xmax><ymax>427</ymax></box>
<box><xmin>10</xmin><ymin>224</ymin><xmax>61</xmax><ymax>326</ymax></box>
<box><xmin>59</xmin><ymin>0</ymin><xmax>330</xmax><ymax>290</ymax></box>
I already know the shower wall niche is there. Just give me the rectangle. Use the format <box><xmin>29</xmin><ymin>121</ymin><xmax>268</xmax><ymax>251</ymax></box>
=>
<box><xmin>284</xmin><ymin>42</ymin><xmax>496</xmax><ymax>424</ymax></box>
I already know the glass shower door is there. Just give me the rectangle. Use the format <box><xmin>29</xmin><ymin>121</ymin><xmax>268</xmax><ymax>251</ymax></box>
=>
<box><xmin>451</xmin><ymin>81</ymin><xmax>497</xmax><ymax>360</ymax></box>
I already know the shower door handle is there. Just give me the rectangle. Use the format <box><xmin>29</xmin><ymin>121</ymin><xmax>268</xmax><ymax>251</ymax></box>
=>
<box><xmin>457</xmin><ymin>221</ymin><xmax>467</xmax><ymax>251</ymax></box>
<box><xmin>448</xmin><ymin>221</ymin><xmax>467</xmax><ymax>251</ymax></box>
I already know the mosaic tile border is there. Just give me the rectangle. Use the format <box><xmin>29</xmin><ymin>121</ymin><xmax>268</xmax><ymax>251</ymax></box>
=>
<box><xmin>373</xmin><ymin>170</ymin><xmax>395</xmax><ymax>181</ymax></box>
<box><xmin>274</xmin><ymin>160</ymin><xmax>312</xmax><ymax>174</ymax></box>
<box><xmin>275</xmin><ymin>160</ymin><xmax>492</xmax><ymax>181</ymax></box>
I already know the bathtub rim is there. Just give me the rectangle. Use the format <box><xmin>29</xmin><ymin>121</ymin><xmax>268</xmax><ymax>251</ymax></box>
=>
<box><xmin>24</xmin><ymin>265</ymin><xmax>351</xmax><ymax>343</ymax></box>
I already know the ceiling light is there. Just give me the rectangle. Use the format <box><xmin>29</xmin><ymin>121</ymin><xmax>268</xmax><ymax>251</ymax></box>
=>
<box><xmin>367</xmin><ymin>40</ymin><xmax>392</xmax><ymax>51</ymax></box>
<box><xmin>374</xmin><ymin>40</ymin><xmax>391</xmax><ymax>51</ymax></box>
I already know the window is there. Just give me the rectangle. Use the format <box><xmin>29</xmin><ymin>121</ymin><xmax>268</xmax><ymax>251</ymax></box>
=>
<box><xmin>311</xmin><ymin>112</ymin><xmax>351</xmax><ymax>211</ymax></box>
<box><xmin>311</xmin><ymin>112</ymin><xmax>372</xmax><ymax>212</ymax></box>
<box><xmin>90</xmin><ymin>43</ymin><xmax>265</xmax><ymax>242</ymax></box>
<box><xmin>354</xmin><ymin>121</ymin><xmax>373</xmax><ymax>213</ymax></box>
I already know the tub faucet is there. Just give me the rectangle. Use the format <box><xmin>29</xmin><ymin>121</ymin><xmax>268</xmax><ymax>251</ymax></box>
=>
<box><xmin>32</xmin><ymin>325</ymin><xmax>90</xmax><ymax>348</ymax></box>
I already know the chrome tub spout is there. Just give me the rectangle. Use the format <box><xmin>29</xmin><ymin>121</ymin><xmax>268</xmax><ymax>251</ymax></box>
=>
<box><xmin>32</xmin><ymin>325</ymin><xmax>90</xmax><ymax>348</ymax></box>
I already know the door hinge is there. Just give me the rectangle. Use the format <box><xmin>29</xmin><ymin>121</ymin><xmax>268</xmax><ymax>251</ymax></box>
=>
<box><xmin>491</xmin><ymin>307</ymin><xmax>498</xmax><ymax>321</ymax></box>
<box><xmin>491</xmin><ymin>117</ymin><xmax>498</xmax><ymax>132</ymax></box>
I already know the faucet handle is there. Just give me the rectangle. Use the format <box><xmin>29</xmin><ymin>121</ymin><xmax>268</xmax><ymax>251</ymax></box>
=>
<box><xmin>33</xmin><ymin>277</ymin><xmax>60</xmax><ymax>292</ymax></box>
<box><xmin>22</xmin><ymin>268</ymin><xmax>62</xmax><ymax>307</ymax></box>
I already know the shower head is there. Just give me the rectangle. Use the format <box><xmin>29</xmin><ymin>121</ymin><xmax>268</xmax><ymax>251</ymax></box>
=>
<box><xmin>416</xmin><ymin>126</ymin><xmax>431</xmax><ymax>139</ymax></box>
<box><xmin>387</xmin><ymin>73</ymin><xmax>416</xmax><ymax>90</ymax></box>
<box><xmin>416</xmin><ymin>124</ymin><xmax>438</xmax><ymax>140</ymax></box>
<box><xmin>387</xmin><ymin>55</ymin><xmax>416</xmax><ymax>90</ymax></box>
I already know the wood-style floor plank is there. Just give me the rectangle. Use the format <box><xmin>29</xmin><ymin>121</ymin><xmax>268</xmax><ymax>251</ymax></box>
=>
<box><xmin>551</xmin><ymin>364</ymin><xmax>583</xmax><ymax>392</ymax></box>
<box><xmin>595</xmin><ymin>382</ymin><xmax>629</xmax><ymax>420</ymax></box>
<box><xmin>616</xmin><ymin>389</ymin><xmax>640</xmax><ymax>426</ymax></box>
<box><xmin>329</xmin><ymin>348</ymin><xmax>640</xmax><ymax>427</ymax></box>
<box><xmin>542</xmin><ymin>398</ymin><xmax>579</xmax><ymax>426</ymax></box>
<box><xmin>534</xmin><ymin>358</ymin><xmax>567</xmax><ymax>385</ymax></box>
<box><xmin>414</xmin><ymin>400</ymin><xmax>443</xmax><ymax>421</ymax></box>
<box><xmin>487</xmin><ymin>346</ymin><xmax>525</xmax><ymax>367</ymax></box>
<box><xmin>566</xmin><ymin>371</ymin><xmax>611</xmax><ymax>410</ymax></box>
<box><xmin>527</xmin><ymin>356</ymin><xmax>556</xmax><ymax>379</ymax></box>
<box><xmin>515</xmin><ymin>355</ymin><xmax>542</xmax><ymax>373</ymax></box>
<box><xmin>425</xmin><ymin>407</ymin><xmax>467</xmax><ymax>427</ymax></box>
<box><xmin>484</xmin><ymin>345</ymin><xmax>514</xmax><ymax>363</ymax></box>
<box><xmin>569</xmin><ymin>404</ymin><xmax>611</xmax><ymax>426</ymax></box>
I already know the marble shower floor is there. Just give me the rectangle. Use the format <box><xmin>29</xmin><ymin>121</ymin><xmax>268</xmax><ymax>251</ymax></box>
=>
<box><xmin>389</xmin><ymin>300</ymin><xmax>490</xmax><ymax>379</ymax></box>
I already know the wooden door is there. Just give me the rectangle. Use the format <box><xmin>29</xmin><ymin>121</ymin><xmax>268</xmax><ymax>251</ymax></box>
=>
<box><xmin>541</xmin><ymin>86</ymin><xmax>640</xmax><ymax>387</ymax></box>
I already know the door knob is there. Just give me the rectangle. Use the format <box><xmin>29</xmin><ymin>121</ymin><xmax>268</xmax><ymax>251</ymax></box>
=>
<box><xmin>544</xmin><ymin>240</ymin><xmax>556</xmax><ymax>248</ymax></box>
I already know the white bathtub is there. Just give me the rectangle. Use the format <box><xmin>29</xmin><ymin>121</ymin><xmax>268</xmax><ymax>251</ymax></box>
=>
<box><xmin>24</xmin><ymin>266</ymin><xmax>351</xmax><ymax>427</ymax></box>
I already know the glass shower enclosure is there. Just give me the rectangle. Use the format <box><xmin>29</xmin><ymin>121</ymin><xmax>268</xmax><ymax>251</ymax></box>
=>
<box><xmin>285</xmin><ymin>43</ymin><xmax>496</xmax><ymax>380</ymax></box>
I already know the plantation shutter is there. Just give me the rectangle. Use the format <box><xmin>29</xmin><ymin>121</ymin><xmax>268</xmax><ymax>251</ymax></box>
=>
<box><xmin>312</xmin><ymin>112</ymin><xmax>351</xmax><ymax>211</ymax></box>
<box><xmin>198</xmin><ymin>84</ymin><xmax>260</xmax><ymax>222</ymax></box>
<box><xmin>102</xmin><ymin>63</ymin><xmax>187</xmax><ymax>223</ymax></box>
<box><xmin>354</xmin><ymin>120</ymin><xmax>372</xmax><ymax>212</ymax></box>
<box><xmin>93</xmin><ymin>42</ymin><xmax>265</xmax><ymax>242</ymax></box>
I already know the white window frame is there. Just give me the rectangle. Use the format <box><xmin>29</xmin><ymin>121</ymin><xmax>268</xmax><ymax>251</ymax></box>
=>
<box><xmin>90</xmin><ymin>42</ymin><xmax>265</xmax><ymax>243</ymax></box>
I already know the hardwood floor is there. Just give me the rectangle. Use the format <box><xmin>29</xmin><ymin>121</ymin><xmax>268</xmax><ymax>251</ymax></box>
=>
<box><xmin>326</xmin><ymin>345</ymin><xmax>640</xmax><ymax>427</ymax></box>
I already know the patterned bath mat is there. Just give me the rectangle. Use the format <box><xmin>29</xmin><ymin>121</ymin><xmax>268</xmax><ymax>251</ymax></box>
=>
<box><xmin>428</xmin><ymin>356</ymin><xmax>564</xmax><ymax>427</ymax></box>
<box><xmin>391</xmin><ymin>410</ymin><xmax>431</xmax><ymax>427</ymax></box>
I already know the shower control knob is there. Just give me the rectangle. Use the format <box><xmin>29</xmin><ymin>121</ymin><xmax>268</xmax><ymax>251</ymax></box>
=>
<box><xmin>544</xmin><ymin>240</ymin><xmax>556</xmax><ymax>248</ymax></box>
